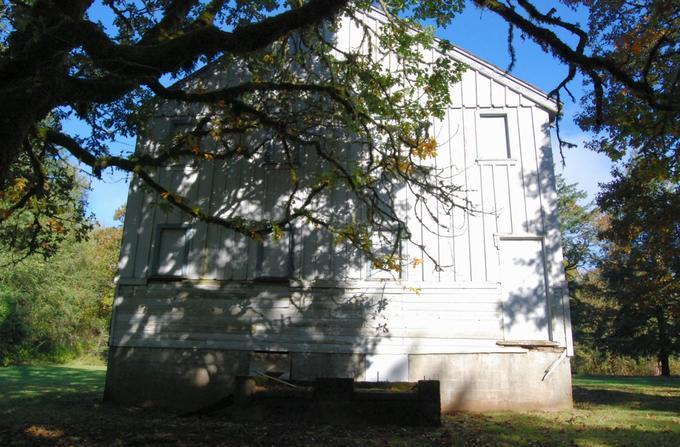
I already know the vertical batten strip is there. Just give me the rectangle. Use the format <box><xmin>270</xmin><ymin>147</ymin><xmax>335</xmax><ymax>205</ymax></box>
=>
<box><xmin>491</xmin><ymin>80</ymin><xmax>505</xmax><ymax>108</ymax></box>
<box><xmin>466</xmin><ymin>110</ymin><xmax>485</xmax><ymax>282</ymax></box>
<box><xmin>476</xmin><ymin>72</ymin><xmax>492</xmax><ymax>108</ymax></box>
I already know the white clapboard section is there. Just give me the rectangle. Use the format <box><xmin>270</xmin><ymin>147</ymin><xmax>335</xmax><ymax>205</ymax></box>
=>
<box><xmin>113</xmin><ymin>9</ymin><xmax>573</xmax><ymax>356</ymax></box>
<box><xmin>111</xmin><ymin>281</ymin><xmax>506</xmax><ymax>355</ymax></box>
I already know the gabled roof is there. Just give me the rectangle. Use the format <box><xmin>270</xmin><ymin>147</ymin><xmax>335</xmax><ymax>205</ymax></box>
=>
<box><xmin>172</xmin><ymin>7</ymin><xmax>559</xmax><ymax>116</ymax></box>
<box><xmin>363</xmin><ymin>7</ymin><xmax>559</xmax><ymax>116</ymax></box>
<box><xmin>448</xmin><ymin>44</ymin><xmax>560</xmax><ymax>115</ymax></box>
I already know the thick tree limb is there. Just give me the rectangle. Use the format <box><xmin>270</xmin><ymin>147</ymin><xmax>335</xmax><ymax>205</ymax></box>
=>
<box><xmin>74</xmin><ymin>0</ymin><xmax>350</xmax><ymax>75</ymax></box>
<box><xmin>475</xmin><ymin>0</ymin><xmax>679</xmax><ymax>113</ymax></box>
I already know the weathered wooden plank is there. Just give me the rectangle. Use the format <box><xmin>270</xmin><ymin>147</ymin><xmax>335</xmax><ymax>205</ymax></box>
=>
<box><xmin>447</xmin><ymin>107</ymin><xmax>470</xmax><ymax>282</ymax></box>
<box><xmin>114</xmin><ymin>297</ymin><xmax>501</xmax><ymax>321</ymax></box>
<box><xmin>531</xmin><ymin>106</ymin><xmax>571</xmax><ymax>350</ymax></box>
<box><xmin>405</xmin><ymin>177</ymin><xmax>425</xmax><ymax>282</ymax></box>
<box><xmin>461</xmin><ymin>69</ymin><xmax>477</xmax><ymax>108</ymax></box>
<box><xmin>491</xmin><ymin>80</ymin><xmax>505</xmax><ymax>108</ymax></box>
<box><xmin>494</xmin><ymin>164</ymin><xmax>513</xmax><ymax>234</ymax></box>
<box><xmin>476</xmin><ymin>72</ymin><xmax>492</xmax><ymax>107</ymax></box>
<box><xmin>480</xmin><ymin>164</ymin><xmax>499</xmax><ymax>282</ymax></box>
<box><xmin>466</xmin><ymin>111</ymin><xmax>486</xmax><ymax>282</ymax></box>
<box><xmin>132</xmin><ymin>168</ymin><xmax>160</xmax><ymax>278</ymax></box>
<box><xmin>505</xmin><ymin>87</ymin><xmax>520</xmax><ymax>107</ymax></box>
<box><xmin>450</xmin><ymin>73</ymin><xmax>463</xmax><ymax>108</ymax></box>
<box><xmin>187</xmin><ymin>161</ymin><xmax>214</xmax><ymax>278</ymax></box>
<box><xmin>113</xmin><ymin>319</ymin><xmax>503</xmax><ymax>345</ymax></box>
<box><xmin>517</xmin><ymin>107</ymin><xmax>544</xmax><ymax>234</ymax></box>
<box><xmin>435</xmin><ymin>108</ymin><xmax>457</xmax><ymax>282</ymax></box>
<box><xmin>118</xmin><ymin>176</ymin><xmax>143</xmax><ymax>278</ymax></box>
<box><xmin>110</xmin><ymin>334</ymin><xmax>527</xmax><ymax>356</ymax></box>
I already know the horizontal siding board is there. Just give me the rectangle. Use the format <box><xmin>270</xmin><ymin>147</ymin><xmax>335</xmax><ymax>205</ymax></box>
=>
<box><xmin>112</xmin><ymin>277</ymin><xmax>505</xmax><ymax>353</ymax></box>
<box><xmin>114</xmin><ymin>300</ymin><xmax>501</xmax><ymax>322</ymax></box>
<box><xmin>116</xmin><ymin>323</ymin><xmax>502</xmax><ymax>341</ymax></box>
<box><xmin>114</xmin><ymin>298</ymin><xmax>500</xmax><ymax>322</ymax></box>
<box><xmin>111</xmin><ymin>335</ymin><xmax>527</xmax><ymax>355</ymax></box>
<box><xmin>113</xmin><ymin>328</ymin><xmax>503</xmax><ymax>347</ymax></box>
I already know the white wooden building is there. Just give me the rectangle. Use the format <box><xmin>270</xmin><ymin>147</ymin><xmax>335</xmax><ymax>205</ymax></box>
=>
<box><xmin>105</xmin><ymin>11</ymin><xmax>574</xmax><ymax>412</ymax></box>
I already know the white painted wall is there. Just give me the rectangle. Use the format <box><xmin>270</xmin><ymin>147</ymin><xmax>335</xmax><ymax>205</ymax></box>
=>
<box><xmin>112</xmin><ymin>11</ymin><xmax>573</xmax><ymax>358</ymax></box>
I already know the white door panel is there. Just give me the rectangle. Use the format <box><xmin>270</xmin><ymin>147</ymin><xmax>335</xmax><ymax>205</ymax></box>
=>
<box><xmin>499</xmin><ymin>239</ymin><xmax>550</xmax><ymax>340</ymax></box>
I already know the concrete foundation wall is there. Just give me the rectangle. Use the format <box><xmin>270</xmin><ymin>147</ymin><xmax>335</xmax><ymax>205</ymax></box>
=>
<box><xmin>104</xmin><ymin>346</ymin><xmax>249</xmax><ymax>410</ymax></box>
<box><xmin>105</xmin><ymin>346</ymin><xmax>572</xmax><ymax>412</ymax></box>
<box><xmin>409</xmin><ymin>351</ymin><xmax>573</xmax><ymax>412</ymax></box>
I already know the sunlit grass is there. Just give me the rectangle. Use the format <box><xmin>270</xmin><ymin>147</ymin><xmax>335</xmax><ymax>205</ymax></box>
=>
<box><xmin>0</xmin><ymin>365</ymin><xmax>678</xmax><ymax>446</ymax></box>
<box><xmin>458</xmin><ymin>375</ymin><xmax>680</xmax><ymax>447</ymax></box>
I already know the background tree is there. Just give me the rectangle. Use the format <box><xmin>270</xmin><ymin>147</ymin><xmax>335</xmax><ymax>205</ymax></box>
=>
<box><xmin>0</xmin><ymin>116</ymin><xmax>92</xmax><ymax>260</ymax></box>
<box><xmin>0</xmin><ymin>1</ymin><xmax>677</xmax><ymax>266</ymax></box>
<box><xmin>483</xmin><ymin>0</ymin><xmax>679</xmax><ymax>372</ymax></box>
<box><xmin>556</xmin><ymin>175</ymin><xmax>611</xmax><ymax>373</ymax></box>
<box><xmin>597</xmin><ymin>168</ymin><xmax>679</xmax><ymax>376</ymax></box>
<box><xmin>0</xmin><ymin>224</ymin><xmax>122</xmax><ymax>365</ymax></box>
<box><xmin>561</xmin><ymin>0</ymin><xmax>679</xmax><ymax>376</ymax></box>
<box><xmin>556</xmin><ymin>174</ymin><xmax>600</xmax><ymax>276</ymax></box>
<box><xmin>557</xmin><ymin>168</ymin><xmax>679</xmax><ymax>376</ymax></box>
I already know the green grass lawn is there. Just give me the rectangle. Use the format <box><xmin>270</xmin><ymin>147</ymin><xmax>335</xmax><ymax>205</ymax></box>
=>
<box><xmin>1</xmin><ymin>365</ymin><xmax>678</xmax><ymax>446</ymax></box>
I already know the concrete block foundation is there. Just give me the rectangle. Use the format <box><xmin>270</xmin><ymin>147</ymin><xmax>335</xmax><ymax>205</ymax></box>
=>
<box><xmin>409</xmin><ymin>351</ymin><xmax>573</xmax><ymax>412</ymax></box>
<box><xmin>104</xmin><ymin>346</ymin><xmax>249</xmax><ymax>410</ymax></box>
<box><xmin>105</xmin><ymin>346</ymin><xmax>572</xmax><ymax>412</ymax></box>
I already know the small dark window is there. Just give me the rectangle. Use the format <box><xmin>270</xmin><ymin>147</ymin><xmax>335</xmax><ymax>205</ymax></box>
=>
<box><xmin>153</xmin><ymin>225</ymin><xmax>191</xmax><ymax>278</ymax></box>
<box><xmin>478</xmin><ymin>114</ymin><xmax>510</xmax><ymax>159</ymax></box>
<box><xmin>262</xmin><ymin>140</ymin><xmax>300</xmax><ymax>167</ymax></box>
<box><xmin>255</xmin><ymin>226</ymin><xmax>295</xmax><ymax>280</ymax></box>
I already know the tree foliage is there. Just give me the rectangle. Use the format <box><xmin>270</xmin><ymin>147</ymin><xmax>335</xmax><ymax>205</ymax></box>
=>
<box><xmin>0</xmin><ymin>226</ymin><xmax>122</xmax><ymax>365</ymax></box>
<box><xmin>566</xmin><ymin>0</ymin><xmax>679</xmax><ymax>376</ymax></box>
<box><xmin>556</xmin><ymin>175</ymin><xmax>613</xmax><ymax>371</ymax></box>
<box><xmin>0</xmin><ymin>139</ymin><xmax>92</xmax><ymax>260</ymax></box>
<box><xmin>0</xmin><ymin>0</ymin><xmax>677</xmax><ymax>266</ymax></box>
<box><xmin>556</xmin><ymin>174</ymin><xmax>600</xmax><ymax>275</ymax></box>
<box><xmin>489</xmin><ymin>0</ymin><xmax>679</xmax><ymax>374</ymax></box>
<box><xmin>557</xmin><ymin>172</ymin><xmax>678</xmax><ymax>376</ymax></box>
<box><xmin>597</xmin><ymin>168</ymin><xmax>679</xmax><ymax>376</ymax></box>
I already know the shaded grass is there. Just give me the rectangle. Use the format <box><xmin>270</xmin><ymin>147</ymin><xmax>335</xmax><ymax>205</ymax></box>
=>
<box><xmin>1</xmin><ymin>365</ymin><xmax>679</xmax><ymax>446</ymax></box>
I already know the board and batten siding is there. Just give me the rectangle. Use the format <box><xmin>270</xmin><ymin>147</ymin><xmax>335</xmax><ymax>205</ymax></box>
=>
<box><xmin>112</xmin><ymin>12</ymin><xmax>573</xmax><ymax>359</ymax></box>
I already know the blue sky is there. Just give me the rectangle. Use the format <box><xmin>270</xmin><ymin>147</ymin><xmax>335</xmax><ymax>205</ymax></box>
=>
<box><xmin>73</xmin><ymin>1</ymin><xmax>612</xmax><ymax>226</ymax></box>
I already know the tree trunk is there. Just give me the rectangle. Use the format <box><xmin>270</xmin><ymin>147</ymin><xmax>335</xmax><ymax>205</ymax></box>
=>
<box><xmin>656</xmin><ymin>305</ymin><xmax>671</xmax><ymax>376</ymax></box>
<box><xmin>0</xmin><ymin>88</ymin><xmax>59</xmax><ymax>188</ymax></box>
<box><xmin>658</xmin><ymin>351</ymin><xmax>670</xmax><ymax>377</ymax></box>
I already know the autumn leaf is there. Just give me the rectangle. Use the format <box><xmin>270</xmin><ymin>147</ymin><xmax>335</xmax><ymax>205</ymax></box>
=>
<box><xmin>272</xmin><ymin>223</ymin><xmax>284</xmax><ymax>241</ymax></box>
<box><xmin>412</xmin><ymin>137</ymin><xmax>438</xmax><ymax>159</ymax></box>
